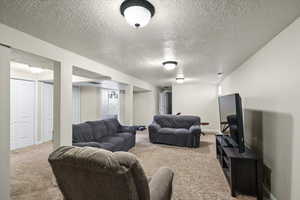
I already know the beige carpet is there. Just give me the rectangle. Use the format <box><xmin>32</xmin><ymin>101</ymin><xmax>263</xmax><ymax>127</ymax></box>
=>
<box><xmin>10</xmin><ymin>131</ymin><xmax>256</xmax><ymax>200</ymax></box>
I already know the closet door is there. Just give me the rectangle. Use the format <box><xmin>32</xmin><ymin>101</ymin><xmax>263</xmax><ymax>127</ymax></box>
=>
<box><xmin>11</xmin><ymin>79</ymin><xmax>36</xmax><ymax>150</ymax></box>
<box><xmin>72</xmin><ymin>86</ymin><xmax>81</xmax><ymax>124</ymax></box>
<box><xmin>42</xmin><ymin>83</ymin><xmax>53</xmax><ymax>142</ymax></box>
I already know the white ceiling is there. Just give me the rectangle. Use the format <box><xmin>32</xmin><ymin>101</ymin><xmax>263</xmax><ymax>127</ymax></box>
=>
<box><xmin>1</xmin><ymin>0</ymin><xmax>300</xmax><ymax>86</ymax></box>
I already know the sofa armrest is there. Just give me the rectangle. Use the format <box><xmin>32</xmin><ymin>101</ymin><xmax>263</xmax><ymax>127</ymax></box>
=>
<box><xmin>119</xmin><ymin>125</ymin><xmax>136</xmax><ymax>134</ymax></box>
<box><xmin>148</xmin><ymin>123</ymin><xmax>161</xmax><ymax>134</ymax></box>
<box><xmin>189</xmin><ymin>125</ymin><xmax>201</xmax><ymax>135</ymax></box>
<box><xmin>149</xmin><ymin>167</ymin><xmax>174</xmax><ymax>200</ymax></box>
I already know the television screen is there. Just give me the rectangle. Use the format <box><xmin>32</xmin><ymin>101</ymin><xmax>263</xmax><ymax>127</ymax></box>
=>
<box><xmin>218</xmin><ymin>93</ymin><xmax>245</xmax><ymax>153</ymax></box>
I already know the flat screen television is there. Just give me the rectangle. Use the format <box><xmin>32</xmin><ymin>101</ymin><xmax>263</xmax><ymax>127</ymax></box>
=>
<box><xmin>218</xmin><ymin>93</ymin><xmax>245</xmax><ymax>153</ymax></box>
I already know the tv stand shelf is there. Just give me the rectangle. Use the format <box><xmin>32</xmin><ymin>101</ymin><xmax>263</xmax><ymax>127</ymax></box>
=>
<box><xmin>216</xmin><ymin>135</ymin><xmax>262</xmax><ymax>200</ymax></box>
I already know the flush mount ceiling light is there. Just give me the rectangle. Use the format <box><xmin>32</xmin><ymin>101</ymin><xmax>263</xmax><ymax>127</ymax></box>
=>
<box><xmin>176</xmin><ymin>72</ymin><xmax>185</xmax><ymax>84</ymax></box>
<box><xmin>163</xmin><ymin>61</ymin><xmax>177</xmax><ymax>71</ymax></box>
<box><xmin>120</xmin><ymin>0</ymin><xmax>155</xmax><ymax>28</ymax></box>
<box><xmin>217</xmin><ymin>72</ymin><xmax>223</xmax><ymax>77</ymax></box>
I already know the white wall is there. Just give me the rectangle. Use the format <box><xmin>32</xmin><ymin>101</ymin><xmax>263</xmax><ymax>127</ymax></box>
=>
<box><xmin>119</xmin><ymin>90</ymin><xmax>126</xmax><ymax>124</ymax></box>
<box><xmin>0</xmin><ymin>45</ymin><xmax>11</xmax><ymax>200</ymax></box>
<box><xmin>220</xmin><ymin>17</ymin><xmax>300</xmax><ymax>200</ymax></box>
<box><xmin>133</xmin><ymin>89</ymin><xmax>159</xmax><ymax>126</ymax></box>
<box><xmin>80</xmin><ymin>86</ymin><xmax>100</xmax><ymax>122</ymax></box>
<box><xmin>172</xmin><ymin>83</ymin><xmax>219</xmax><ymax>132</ymax></box>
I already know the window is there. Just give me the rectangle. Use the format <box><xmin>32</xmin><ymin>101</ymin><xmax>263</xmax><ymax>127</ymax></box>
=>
<box><xmin>101</xmin><ymin>89</ymin><xmax>120</xmax><ymax>119</ymax></box>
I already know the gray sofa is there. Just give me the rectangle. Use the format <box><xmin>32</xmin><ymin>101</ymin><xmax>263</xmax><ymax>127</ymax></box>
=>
<box><xmin>72</xmin><ymin>118</ymin><xmax>136</xmax><ymax>152</ymax></box>
<box><xmin>148</xmin><ymin>115</ymin><xmax>201</xmax><ymax>147</ymax></box>
<box><xmin>49</xmin><ymin>146</ymin><xmax>174</xmax><ymax>200</ymax></box>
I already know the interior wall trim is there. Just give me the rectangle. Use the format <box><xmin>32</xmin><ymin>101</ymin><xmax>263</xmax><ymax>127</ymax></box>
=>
<box><xmin>263</xmin><ymin>185</ymin><xmax>277</xmax><ymax>200</ymax></box>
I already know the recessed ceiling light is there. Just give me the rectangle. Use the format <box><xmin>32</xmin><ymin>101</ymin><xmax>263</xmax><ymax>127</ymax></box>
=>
<box><xmin>163</xmin><ymin>61</ymin><xmax>177</xmax><ymax>71</ymax></box>
<box><xmin>120</xmin><ymin>0</ymin><xmax>155</xmax><ymax>29</ymax></box>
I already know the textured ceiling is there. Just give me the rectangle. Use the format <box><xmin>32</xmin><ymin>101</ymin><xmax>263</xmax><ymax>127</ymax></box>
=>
<box><xmin>1</xmin><ymin>0</ymin><xmax>300</xmax><ymax>86</ymax></box>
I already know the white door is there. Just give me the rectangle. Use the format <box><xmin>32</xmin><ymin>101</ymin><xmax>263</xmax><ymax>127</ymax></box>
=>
<box><xmin>10</xmin><ymin>79</ymin><xmax>36</xmax><ymax>150</ymax></box>
<box><xmin>42</xmin><ymin>83</ymin><xmax>53</xmax><ymax>142</ymax></box>
<box><xmin>72</xmin><ymin>86</ymin><xmax>81</xmax><ymax>124</ymax></box>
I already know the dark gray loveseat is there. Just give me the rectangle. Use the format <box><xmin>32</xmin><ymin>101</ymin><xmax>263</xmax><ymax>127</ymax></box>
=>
<box><xmin>72</xmin><ymin>118</ymin><xmax>136</xmax><ymax>152</ymax></box>
<box><xmin>148</xmin><ymin>115</ymin><xmax>201</xmax><ymax>147</ymax></box>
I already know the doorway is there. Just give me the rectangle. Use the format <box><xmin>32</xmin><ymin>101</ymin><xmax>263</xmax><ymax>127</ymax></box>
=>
<box><xmin>10</xmin><ymin>79</ymin><xmax>36</xmax><ymax>150</ymax></box>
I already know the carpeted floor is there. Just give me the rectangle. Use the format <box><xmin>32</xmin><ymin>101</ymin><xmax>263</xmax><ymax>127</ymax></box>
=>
<box><xmin>10</xmin><ymin>131</ymin><xmax>256</xmax><ymax>200</ymax></box>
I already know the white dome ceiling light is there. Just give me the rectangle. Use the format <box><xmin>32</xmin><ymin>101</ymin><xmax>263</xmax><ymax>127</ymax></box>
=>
<box><xmin>163</xmin><ymin>61</ymin><xmax>177</xmax><ymax>71</ymax></box>
<box><xmin>120</xmin><ymin>0</ymin><xmax>155</xmax><ymax>29</ymax></box>
<box><xmin>176</xmin><ymin>68</ymin><xmax>185</xmax><ymax>84</ymax></box>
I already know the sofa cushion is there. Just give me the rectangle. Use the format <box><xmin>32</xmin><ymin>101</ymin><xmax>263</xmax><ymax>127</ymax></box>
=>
<box><xmin>101</xmin><ymin>136</ymin><xmax>124</xmax><ymax>144</ymax></box>
<box><xmin>103</xmin><ymin>118</ymin><xmax>120</xmax><ymax>135</ymax></box>
<box><xmin>158</xmin><ymin>128</ymin><xmax>177</xmax><ymax>135</ymax></box>
<box><xmin>100</xmin><ymin>136</ymin><xmax>125</xmax><ymax>151</ymax></box>
<box><xmin>116</xmin><ymin>132</ymin><xmax>133</xmax><ymax>142</ymax></box>
<box><xmin>158</xmin><ymin>128</ymin><xmax>189</xmax><ymax>135</ymax></box>
<box><xmin>87</xmin><ymin>120</ymin><xmax>109</xmax><ymax>139</ymax></box>
<box><xmin>154</xmin><ymin>116</ymin><xmax>175</xmax><ymax>128</ymax></box>
<box><xmin>97</xmin><ymin>142</ymin><xmax>115</xmax><ymax>152</ymax></box>
<box><xmin>154</xmin><ymin>115</ymin><xmax>200</xmax><ymax>129</ymax></box>
<box><xmin>175</xmin><ymin>128</ymin><xmax>190</xmax><ymax>135</ymax></box>
<box><xmin>72</xmin><ymin>123</ymin><xmax>94</xmax><ymax>143</ymax></box>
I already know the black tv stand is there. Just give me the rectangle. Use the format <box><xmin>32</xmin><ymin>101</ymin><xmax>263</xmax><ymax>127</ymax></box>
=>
<box><xmin>222</xmin><ymin>135</ymin><xmax>237</xmax><ymax>148</ymax></box>
<box><xmin>216</xmin><ymin>135</ymin><xmax>262</xmax><ymax>200</ymax></box>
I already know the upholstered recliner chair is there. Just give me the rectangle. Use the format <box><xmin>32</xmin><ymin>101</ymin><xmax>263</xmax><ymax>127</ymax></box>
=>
<box><xmin>148</xmin><ymin>115</ymin><xmax>201</xmax><ymax>147</ymax></box>
<box><xmin>49</xmin><ymin>146</ymin><xmax>174</xmax><ymax>200</ymax></box>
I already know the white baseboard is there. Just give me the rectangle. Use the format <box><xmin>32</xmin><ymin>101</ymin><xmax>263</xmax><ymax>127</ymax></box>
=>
<box><xmin>270</xmin><ymin>193</ymin><xmax>277</xmax><ymax>200</ymax></box>
<box><xmin>263</xmin><ymin>185</ymin><xmax>277</xmax><ymax>200</ymax></box>
<box><xmin>35</xmin><ymin>140</ymin><xmax>43</xmax><ymax>145</ymax></box>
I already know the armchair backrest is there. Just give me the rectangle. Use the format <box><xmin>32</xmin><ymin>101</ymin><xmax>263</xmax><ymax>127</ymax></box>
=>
<box><xmin>153</xmin><ymin>115</ymin><xmax>200</xmax><ymax>129</ymax></box>
<box><xmin>49</xmin><ymin>146</ymin><xmax>150</xmax><ymax>200</ymax></box>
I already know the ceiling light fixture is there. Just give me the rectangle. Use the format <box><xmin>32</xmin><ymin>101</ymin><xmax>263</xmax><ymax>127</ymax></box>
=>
<box><xmin>176</xmin><ymin>72</ymin><xmax>185</xmax><ymax>84</ymax></box>
<box><xmin>120</xmin><ymin>0</ymin><xmax>155</xmax><ymax>28</ymax></box>
<box><xmin>163</xmin><ymin>61</ymin><xmax>177</xmax><ymax>71</ymax></box>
